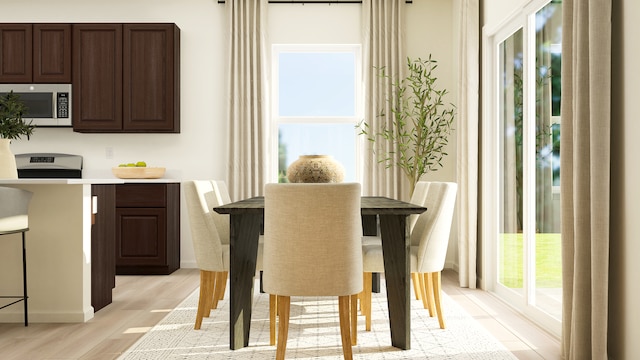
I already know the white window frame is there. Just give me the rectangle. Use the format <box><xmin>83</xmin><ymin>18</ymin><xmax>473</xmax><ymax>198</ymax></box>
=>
<box><xmin>269</xmin><ymin>44</ymin><xmax>363</xmax><ymax>183</ymax></box>
<box><xmin>481</xmin><ymin>0</ymin><xmax>562</xmax><ymax>338</ymax></box>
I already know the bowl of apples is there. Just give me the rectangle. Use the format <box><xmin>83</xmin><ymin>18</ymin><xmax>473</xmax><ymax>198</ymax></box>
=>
<box><xmin>112</xmin><ymin>161</ymin><xmax>166</xmax><ymax>179</ymax></box>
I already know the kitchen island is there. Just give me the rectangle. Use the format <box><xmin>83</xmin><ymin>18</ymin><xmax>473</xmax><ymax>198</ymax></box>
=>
<box><xmin>0</xmin><ymin>174</ymin><xmax>180</xmax><ymax>323</ymax></box>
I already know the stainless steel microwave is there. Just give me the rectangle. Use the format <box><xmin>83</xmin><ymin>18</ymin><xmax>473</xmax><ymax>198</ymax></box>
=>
<box><xmin>0</xmin><ymin>83</ymin><xmax>71</xmax><ymax>127</ymax></box>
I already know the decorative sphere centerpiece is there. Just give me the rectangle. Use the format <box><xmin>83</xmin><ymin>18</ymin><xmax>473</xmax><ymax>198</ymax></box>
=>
<box><xmin>286</xmin><ymin>155</ymin><xmax>345</xmax><ymax>183</ymax></box>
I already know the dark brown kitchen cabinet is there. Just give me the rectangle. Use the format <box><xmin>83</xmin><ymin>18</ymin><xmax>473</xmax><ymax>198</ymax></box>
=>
<box><xmin>72</xmin><ymin>23</ymin><xmax>180</xmax><ymax>133</ymax></box>
<box><xmin>72</xmin><ymin>24</ymin><xmax>123</xmax><ymax>131</ymax></box>
<box><xmin>33</xmin><ymin>24</ymin><xmax>72</xmax><ymax>83</ymax></box>
<box><xmin>123</xmin><ymin>24</ymin><xmax>180</xmax><ymax>132</ymax></box>
<box><xmin>0</xmin><ymin>24</ymin><xmax>31</xmax><ymax>83</ymax></box>
<box><xmin>0</xmin><ymin>23</ymin><xmax>71</xmax><ymax>83</ymax></box>
<box><xmin>115</xmin><ymin>183</ymin><xmax>180</xmax><ymax>275</ymax></box>
<box><xmin>91</xmin><ymin>184</ymin><xmax>116</xmax><ymax>312</ymax></box>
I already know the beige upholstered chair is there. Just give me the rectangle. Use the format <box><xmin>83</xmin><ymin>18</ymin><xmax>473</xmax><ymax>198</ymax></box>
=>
<box><xmin>263</xmin><ymin>183</ymin><xmax>363</xmax><ymax>360</ymax></box>
<box><xmin>360</xmin><ymin>180</ymin><xmax>430</xmax><ymax>316</ymax></box>
<box><xmin>362</xmin><ymin>182</ymin><xmax>457</xmax><ymax>330</ymax></box>
<box><xmin>185</xmin><ymin>180</ymin><xmax>273</xmax><ymax>343</ymax></box>
<box><xmin>0</xmin><ymin>186</ymin><xmax>33</xmax><ymax>326</ymax></box>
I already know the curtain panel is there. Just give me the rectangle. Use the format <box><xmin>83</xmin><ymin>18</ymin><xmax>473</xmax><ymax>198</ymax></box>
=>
<box><xmin>561</xmin><ymin>0</ymin><xmax>611</xmax><ymax>358</ymax></box>
<box><xmin>456</xmin><ymin>0</ymin><xmax>480</xmax><ymax>289</ymax></box>
<box><xmin>226</xmin><ymin>0</ymin><xmax>268</xmax><ymax>201</ymax></box>
<box><xmin>361</xmin><ymin>0</ymin><xmax>406</xmax><ymax>200</ymax></box>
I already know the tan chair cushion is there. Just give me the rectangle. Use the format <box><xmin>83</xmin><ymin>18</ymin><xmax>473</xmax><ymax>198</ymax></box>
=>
<box><xmin>0</xmin><ymin>187</ymin><xmax>32</xmax><ymax>233</ymax></box>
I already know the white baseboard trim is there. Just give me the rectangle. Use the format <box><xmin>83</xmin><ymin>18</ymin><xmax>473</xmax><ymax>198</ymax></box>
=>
<box><xmin>0</xmin><ymin>307</ymin><xmax>93</xmax><ymax>323</ymax></box>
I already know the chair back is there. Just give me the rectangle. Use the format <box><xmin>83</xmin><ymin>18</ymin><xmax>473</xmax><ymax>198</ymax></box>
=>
<box><xmin>263</xmin><ymin>183</ymin><xmax>363</xmax><ymax>297</ymax></box>
<box><xmin>0</xmin><ymin>187</ymin><xmax>33</xmax><ymax>233</ymax></box>
<box><xmin>411</xmin><ymin>182</ymin><xmax>457</xmax><ymax>273</ymax></box>
<box><xmin>408</xmin><ymin>181</ymin><xmax>430</xmax><ymax>235</ymax></box>
<box><xmin>184</xmin><ymin>180</ymin><xmax>230</xmax><ymax>271</ymax></box>
<box><xmin>210</xmin><ymin>181</ymin><xmax>231</xmax><ymax>245</ymax></box>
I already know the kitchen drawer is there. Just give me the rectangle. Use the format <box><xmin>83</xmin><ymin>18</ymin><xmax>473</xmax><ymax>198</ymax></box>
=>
<box><xmin>116</xmin><ymin>184</ymin><xmax>166</xmax><ymax>207</ymax></box>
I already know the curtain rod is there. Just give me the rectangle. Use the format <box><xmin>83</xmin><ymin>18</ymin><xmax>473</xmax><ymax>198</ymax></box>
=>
<box><xmin>218</xmin><ymin>1</ymin><xmax>412</xmax><ymax>4</ymax></box>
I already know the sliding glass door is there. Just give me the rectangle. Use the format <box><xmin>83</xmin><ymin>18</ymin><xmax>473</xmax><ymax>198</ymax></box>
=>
<box><xmin>485</xmin><ymin>0</ymin><xmax>562</xmax><ymax>336</ymax></box>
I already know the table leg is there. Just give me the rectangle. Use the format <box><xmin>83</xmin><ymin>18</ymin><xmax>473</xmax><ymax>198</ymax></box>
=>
<box><xmin>378</xmin><ymin>214</ymin><xmax>410</xmax><ymax>350</ymax></box>
<box><xmin>229</xmin><ymin>213</ymin><xmax>262</xmax><ymax>350</ymax></box>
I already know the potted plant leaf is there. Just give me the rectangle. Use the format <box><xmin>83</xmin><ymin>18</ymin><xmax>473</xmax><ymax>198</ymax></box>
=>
<box><xmin>359</xmin><ymin>55</ymin><xmax>456</xmax><ymax>196</ymax></box>
<box><xmin>0</xmin><ymin>91</ymin><xmax>35</xmax><ymax>178</ymax></box>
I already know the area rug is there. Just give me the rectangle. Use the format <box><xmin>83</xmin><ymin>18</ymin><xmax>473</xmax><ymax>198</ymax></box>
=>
<box><xmin>118</xmin><ymin>280</ymin><xmax>517</xmax><ymax>360</ymax></box>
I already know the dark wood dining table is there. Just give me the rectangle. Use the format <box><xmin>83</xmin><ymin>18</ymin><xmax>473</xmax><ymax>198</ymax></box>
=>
<box><xmin>214</xmin><ymin>196</ymin><xmax>426</xmax><ymax>351</ymax></box>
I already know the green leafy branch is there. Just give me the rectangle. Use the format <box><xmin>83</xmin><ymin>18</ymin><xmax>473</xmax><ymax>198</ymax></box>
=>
<box><xmin>0</xmin><ymin>91</ymin><xmax>34</xmax><ymax>140</ymax></box>
<box><xmin>358</xmin><ymin>55</ymin><xmax>455</xmax><ymax>195</ymax></box>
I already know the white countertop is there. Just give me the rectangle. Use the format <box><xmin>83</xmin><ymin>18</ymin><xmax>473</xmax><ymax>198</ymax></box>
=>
<box><xmin>0</xmin><ymin>169</ymin><xmax>182</xmax><ymax>185</ymax></box>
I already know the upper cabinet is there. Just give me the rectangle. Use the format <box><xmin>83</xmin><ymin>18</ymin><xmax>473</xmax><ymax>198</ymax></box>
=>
<box><xmin>123</xmin><ymin>24</ymin><xmax>180</xmax><ymax>132</ymax></box>
<box><xmin>0</xmin><ymin>23</ymin><xmax>71</xmax><ymax>83</ymax></box>
<box><xmin>72</xmin><ymin>24</ymin><xmax>123</xmax><ymax>132</ymax></box>
<box><xmin>1</xmin><ymin>22</ymin><xmax>179</xmax><ymax>133</ymax></box>
<box><xmin>73</xmin><ymin>23</ymin><xmax>180</xmax><ymax>133</ymax></box>
<box><xmin>33</xmin><ymin>24</ymin><xmax>72</xmax><ymax>83</ymax></box>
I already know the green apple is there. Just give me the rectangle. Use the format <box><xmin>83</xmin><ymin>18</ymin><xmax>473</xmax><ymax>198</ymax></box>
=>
<box><xmin>135</xmin><ymin>161</ymin><xmax>147</xmax><ymax>167</ymax></box>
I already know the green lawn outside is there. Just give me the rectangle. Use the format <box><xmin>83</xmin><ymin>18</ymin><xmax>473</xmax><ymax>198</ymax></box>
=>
<box><xmin>499</xmin><ymin>233</ymin><xmax>562</xmax><ymax>289</ymax></box>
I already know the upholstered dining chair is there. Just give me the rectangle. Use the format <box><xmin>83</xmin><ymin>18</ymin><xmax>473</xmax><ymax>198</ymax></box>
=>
<box><xmin>361</xmin><ymin>182</ymin><xmax>457</xmax><ymax>330</ymax></box>
<box><xmin>185</xmin><ymin>180</ymin><xmax>270</xmax><ymax>338</ymax></box>
<box><xmin>0</xmin><ymin>186</ymin><xmax>33</xmax><ymax>326</ymax></box>
<box><xmin>263</xmin><ymin>183</ymin><xmax>363</xmax><ymax>360</ymax></box>
<box><xmin>360</xmin><ymin>180</ymin><xmax>430</xmax><ymax>318</ymax></box>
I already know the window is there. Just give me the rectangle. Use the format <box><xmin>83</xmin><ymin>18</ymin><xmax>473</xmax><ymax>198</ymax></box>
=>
<box><xmin>271</xmin><ymin>45</ymin><xmax>362</xmax><ymax>182</ymax></box>
<box><xmin>483</xmin><ymin>0</ymin><xmax>562</xmax><ymax>337</ymax></box>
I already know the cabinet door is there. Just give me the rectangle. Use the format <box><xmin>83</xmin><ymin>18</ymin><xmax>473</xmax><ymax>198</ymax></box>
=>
<box><xmin>33</xmin><ymin>24</ymin><xmax>71</xmax><ymax>83</ymax></box>
<box><xmin>115</xmin><ymin>207</ymin><xmax>167</xmax><ymax>269</ymax></box>
<box><xmin>72</xmin><ymin>24</ymin><xmax>123</xmax><ymax>132</ymax></box>
<box><xmin>114</xmin><ymin>183</ymin><xmax>180</xmax><ymax>275</ymax></box>
<box><xmin>123</xmin><ymin>24</ymin><xmax>180</xmax><ymax>132</ymax></box>
<box><xmin>0</xmin><ymin>24</ymin><xmax>32</xmax><ymax>83</ymax></box>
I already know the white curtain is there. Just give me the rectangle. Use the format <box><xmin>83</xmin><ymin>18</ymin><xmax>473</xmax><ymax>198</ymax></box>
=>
<box><xmin>561</xmin><ymin>0</ymin><xmax>611</xmax><ymax>358</ymax></box>
<box><xmin>225</xmin><ymin>0</ymin><xmax>268</xmax><ymax>201</ymax></box>
<box><xmin>456</xmin><ymin>0</ymin><xmax>480</xmax><ymax>289</ymax></box>
<box><xmin>361</xmin><ymin>0</ymin><xmax>406</xmax><ymax>200</ymax></box>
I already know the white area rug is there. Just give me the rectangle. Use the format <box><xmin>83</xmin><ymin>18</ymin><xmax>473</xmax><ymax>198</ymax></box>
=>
<box><xmin>119</xmin><ymin>280</ymin><xmax>517</xmax><ymax>359</ymax></box>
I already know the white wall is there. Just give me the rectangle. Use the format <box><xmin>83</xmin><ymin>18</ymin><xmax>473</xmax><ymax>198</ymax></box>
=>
<box><xmin>610</xmin><ymin>1</ymin><xmax>640</xmax><ymax>358</ymax></box>
<box><xmin>1</xmin><ymin>0</ymin><xmax>457</xmax><ymax>270</ymax></box>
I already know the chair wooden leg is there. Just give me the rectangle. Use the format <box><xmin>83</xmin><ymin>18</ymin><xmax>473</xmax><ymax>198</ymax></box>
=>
<box><xmin>423</xmin><ymin>272</ymin><xmax>436</xmax><ymax>317</ymax></box>
<box><xmin>218</xmin><ymin>271</ymin><xmax>228</xmax><ymax>300</ymax></box>
<box><xmin>211</xmin><ymin>271</ymin><xmax>227</xmax><ymax>309</ymax></box>
<box><xmin>418</xmin><ymin>273</ymin><xmax>429</xmax><ymax>311</ymax></box>
<box><xmin>363</xmin><ymin>272</ymin><xmax>372</xmax><ymax>331</ymax></box>
<box><xmin>195</xmin><ymin>270</ymin><xmax>215</xmax><ymax>330</ymax></box>
<box><xmin>350</xmin><ymin>294</ymin><xmax>358</xmax><ymax>345</ymax></box>
<box><xmin>338</xmin><ymin>295</ymin><xmax>353</xmax><ymax>360</ymax></box>
<box><xmin>269</xmin><ymin>294</ymin><xmax>277</xmax><ymax>346</ymax></box>
<box><xmin>275</xmin><ymin>295</ymin><xmax>290</xmax><ymax>360</ymax></box>
<box><xmin>432</xmin><ymin>272</ymin><xmax>446</xmax><ymax>329</ymax></box>
<box><xmin>411</xmin><ymin>272</ymin><xmax>422</xmax><ymax>300</ymax></box>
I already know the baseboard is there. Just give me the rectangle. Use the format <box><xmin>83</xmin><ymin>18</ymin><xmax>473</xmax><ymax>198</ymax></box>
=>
<box><xmin>0</xmin><ymin>307</ymin><xmax>93</xmax><ymax>323</ymax></box>
<box><xmin>180</xmin><ymin>261</ymin><xmax>197</xmax><ymax>269</ymax></box>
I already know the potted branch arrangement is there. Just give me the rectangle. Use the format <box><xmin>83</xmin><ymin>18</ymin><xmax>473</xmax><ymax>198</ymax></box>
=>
<box><xmin>0</xmin><ymin>91</ymin><xmax>35</xmax><ymax>178</ymax></box>
<box><xmin>359</xmin><ymin>55</ymin><xmax>456</xmax><ymax>196</ymax></box>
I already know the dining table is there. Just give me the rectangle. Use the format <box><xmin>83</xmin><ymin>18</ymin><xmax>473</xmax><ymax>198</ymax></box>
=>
<box><xmin>213</xmin><ymin>195</ymin><xmax>426</xmax><ymax>351</ymax></box>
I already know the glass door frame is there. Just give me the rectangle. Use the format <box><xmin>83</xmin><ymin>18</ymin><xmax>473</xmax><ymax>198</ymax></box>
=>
<box><xmin>481</xmin><ymin>0</ymin><xmax>561</xmax><ymax>338</ymax></box>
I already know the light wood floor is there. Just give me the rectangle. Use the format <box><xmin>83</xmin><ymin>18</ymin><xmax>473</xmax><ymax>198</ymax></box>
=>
<box><xmin>0</xmin><ymin>268</ymin><xmax>561</xmax><ymax>359</ymax></box>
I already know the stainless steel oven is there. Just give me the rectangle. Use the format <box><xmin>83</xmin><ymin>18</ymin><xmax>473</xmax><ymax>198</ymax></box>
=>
<box><xmin>0</xmin><ymin>83</ymin><xmax>71</xmax><ymax>127</ymax></box>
